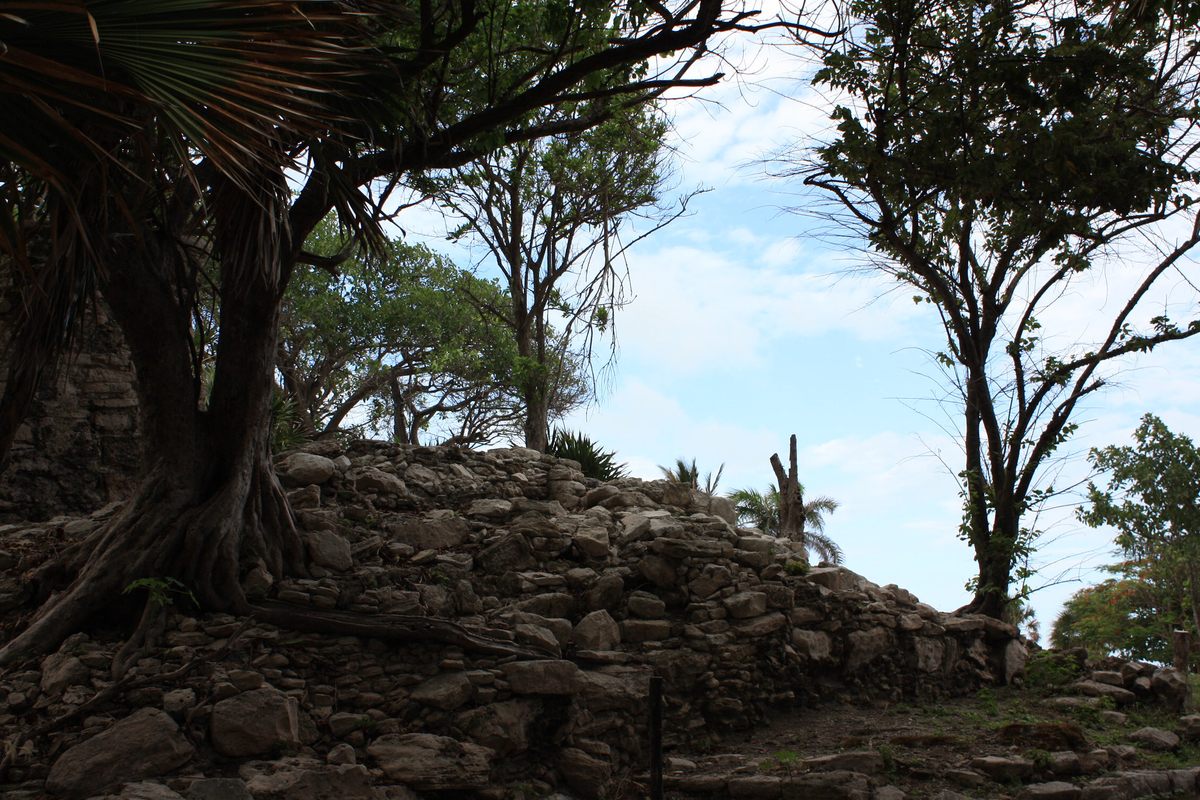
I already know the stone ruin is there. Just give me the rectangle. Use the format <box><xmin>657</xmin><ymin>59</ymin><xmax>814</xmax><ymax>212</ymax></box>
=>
<box><xmin>0</xmin><ymin>285</ymin><xmax>141</xmax><ymax>522</ymax></box>
<box><xmin>0</xmin><ymin>439</ymin><xmax>1030</xmax><ymax>799</ymax></box>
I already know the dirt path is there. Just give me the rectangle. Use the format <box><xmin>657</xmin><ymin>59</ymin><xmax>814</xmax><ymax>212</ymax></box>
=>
<box><xmin>663</xmin><ymin>686</ymin><xmax>1200</xmax><ymax>798</ymax></box>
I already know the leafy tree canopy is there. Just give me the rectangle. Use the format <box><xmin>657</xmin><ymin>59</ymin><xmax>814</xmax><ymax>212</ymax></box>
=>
<box><xmin>278</xmin><ymin>217</ymin><xmax>528</xmax><ymax>444</ymax></box>
<box><xmin>799</xmin><ymin>0</ymin><xmax>1200</xmax><ymax>616</ymax></box>
<box><xmin>1051</xmin><ymin>576</ymin><xmax>1175</xmax><ymax>663</ymax></box>
<box><xmin>1080</xmin><ymin>413</ymin><xmax>1200</xmax><ymax>652</ymax></box>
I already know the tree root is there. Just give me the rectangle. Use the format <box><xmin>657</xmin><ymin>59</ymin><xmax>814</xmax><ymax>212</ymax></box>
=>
<box><xmin>249</xmin><ymin>600</ymin><xmax>557</xmax><ymax>659</ymax></box>
<box><xmin>0</xmin><ymin>619</ymin><xmax>253</xmax><ymax>782</ymax></box>
<box><xmin>111</xmin><ymin>599</ymin><xmax>166</xmax><ymax>681</ymax></box>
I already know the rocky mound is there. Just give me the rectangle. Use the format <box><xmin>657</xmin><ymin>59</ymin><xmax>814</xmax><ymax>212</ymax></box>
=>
<box><xmin>0</xmin><ymin>440</ymin><xmax>1028</xmax><ymax>799</ymax></box>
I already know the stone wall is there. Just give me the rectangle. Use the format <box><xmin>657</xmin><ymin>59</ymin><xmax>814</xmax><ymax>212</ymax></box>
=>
<box><xmin>0</xmin><ymin>440</ymin><xmax>1027</xmax><ymax>799</ymax></box>
<box><xmin>0</xmin><ymin>285</ymin><xmax>140</xmax><ymax>522</ymax></box>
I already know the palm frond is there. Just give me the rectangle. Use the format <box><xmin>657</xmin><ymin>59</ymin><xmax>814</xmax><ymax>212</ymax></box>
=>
<box><xmin>806</xmin><ymin>530</ymin><xmax>844</xmax><ymax>565</ymax></box>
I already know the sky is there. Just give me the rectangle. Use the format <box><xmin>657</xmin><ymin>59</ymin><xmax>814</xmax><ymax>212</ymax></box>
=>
<box><xmin>392</xmin><ymin>17</ymin><xmax>1200</xmax><ymax>638</ymax></box>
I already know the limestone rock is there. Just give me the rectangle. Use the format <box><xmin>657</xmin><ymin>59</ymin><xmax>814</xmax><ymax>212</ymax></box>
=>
<box><xmin>573</xmin><ymin>610</ymin><xmax>620</xmax><ymax>651</ymax></box>
<box><xmin>186</xmin><ymin>778</ymin><xmax>252</xmax><ymax>800</ymax></box>
<box><xmin>970</xmin><ymin>755</ymin><xmax>1035</xmax><ymax>781</ymax></box>
<box><xmin>210</xmin><ymin>687</ymin><xmax>301</xmax><ymax>757</ymax></box>
<box><xmin>367</xmin><ymin>733</ymin><xmax>493</xmax><ymax>790</ymax></box>
<box><xmin>724</xmin><ymin>591</ymin><xmax>768</xmax><ymax>619</ymax></box>
<box><xmin>1151</xmin><ymin>667</ymin><xmax>1189</xmax><ymax>710</ymax></box>
<box><xmin>476</xmin><ymin>533</ymin><xmax>535</xmax><ymax>572</ymax></box>
<box><xmin>1018</xmin><ymin>782</ymin><xmax>1080</xmax><ymax>800</ymax></box>
<box><xmin>913</xmin><ymin>637</ymin><xmax>946</xmax><ymax>673</ymax></box>
<box><xmin>46</xmin><ymin>708</ymin><xmax>195</xmax><ymax>798</ymax></box>
<box><xmin>845</xmin><ymin>627</ymin><xmax>892</xmax><ymax>672</ymax></box>
<box><xmin>466</xmin><ymin>498</ymin><xmax>513</xmax><ymax>518</ymax></box>
<box><xmin>727</xmin><ymin>775</ymin><xmax>780</xmax><ymax>798</ymax></box>
<box><xmin>1001</xmin><ymin>638</ymin><xmax>1027</xmax><ymax>684</ymax></box>
<box><xmin>582</xmin><ymin>573</ymin><xmax>624</xmax><ymax>610</ymax></box>
<box><xmin>638</xmin><ymin>555</ymin><xmax>677</xmax><ymax>588</ymax></box>
<box><xmin>573</xmin><ymin>526</ymin><xmax>611</xmax><ymax>559</ymax></box>
<box><xmin>403</xmin><ymin>463</ymin><xmax>440</xmax><ymax>491</ymax></box>
<box><xmin>279</xmin><ymin>453</ymin><xmax>336</xmax><ymax>486</ymax></box>
<box><xmin>806</xmin><ymin>566</ymin><xmax>868</xmax><ymax>592</ymax></box>
<box><xmin>734</xmin><ymin>611</ymin><xmax>787</xmax><ymax>637</ymax></box>
<box><xmin>689</xmin><ymin>564</ymin><xmax>732</xmax><ymax>599</ymax></box>
<box><xmin>241</xmin><ymin>757</ymin><xmax>378</xmax><ymax>799</ymax></box>
<box><xmin>410</xmin><ymin>672</ymin><xmax>474</xmax><ymax>711</ymax></box>
<box><xmin>780</xmin><ymin>770</ymin><xmax>871</xmax><ymax>799</ymax></box>
<box><xmin>40</xmin><ymin>652</ymin><xmax>90</xmax><ymax>696</ymax></box>
<box><xmin>355</xmin><ymin>467</ymin><xmax>406</xmax><ymax>495</ymax></box>
<box><xmin>792</xmin><ymin>629</ymin><xmax>832</xmax><ymax>662</ymax></box>
<box><xmin>558</xmin><ymin>747</ymin><xmax>612</xmax><ymax>800</ymax></box>
<box><xmin>1129</xmin><ymin>726</ymin><xmax>1179</xmax><ymax>751</ymax></box>
<box><xmin>704</xmin><ymin>494</ymin><xmax>737</xmax><ymax>525</ymax></box>
<box><xmin>117</xmin><ymin>783</ymin><xmax>185</xmax><ymax>800</ymax></box>
<box><xmin>456</xmin><ymin>700</ymin><xmax>538</xmax><ymax>756</ymax></box>
<box><xmin>627</xmin><ymin>591</ymin><xmax>667</xmax><ymax>618</ymax></box>
<box><xmin>621</xmin><ymin>618</ymin><xmax>671</xmax><ymax>642</ymax></box>
<box><xmin>303</xmin><ymin>529</ymin><xmax>352</xmax><ymax>571</ymax></box>
<box><xmin>803</xmin><ymin>751</ymin><xmax>884</xmax><ymax>774</ymax></box>
<box><xmin>1072</xmin><ymin>680</ymin><xmax>1136</xmax><ymax>706</ymax></box>
<box><xmin>501</xmin><ymin>659</ymin><xmax>581</xmax><ymax>694</ymax></box>
<box><xmin>386</xmin><ymin>515</ymin><xmax>469</xmax><ymax>550</ymax></box>
<box><xmin>1180</xmin><ymin>714</ymin><xmax>1200</xmax><ymax>741</ymax></box>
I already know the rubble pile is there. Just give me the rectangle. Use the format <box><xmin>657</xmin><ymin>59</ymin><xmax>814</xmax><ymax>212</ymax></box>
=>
<box><xmin>0</xmin><ymin>440</ymin><xmax>1030</xmax><ymax>799</ymax></box>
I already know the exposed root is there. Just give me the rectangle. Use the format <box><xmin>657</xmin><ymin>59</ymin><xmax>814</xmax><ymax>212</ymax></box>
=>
<box><xmin>0</xmin><ymin>619</ymin><xmax>252</xmax><ymax>783</ymax></box>
<box><xmin>0</xmin><ymin>457</ymin><xmax>302</xmax><ymax>669</ymax></box>
<box><xmin>249</xmin><ymin>601</ymin><xmax>557</xmax><ymax>659</ymax></box>
<box><xmin>111</xmin><ymin>598</ymin><xmax>166</xmax><ymax>681</ymax></box>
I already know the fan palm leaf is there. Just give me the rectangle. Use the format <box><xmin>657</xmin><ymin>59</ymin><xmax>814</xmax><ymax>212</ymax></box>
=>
<box><xmin>0</xmin><ymin>0</ymin><xmax>398</xmax><ymax>462</ymax></box>
<box><xmin>728</xmin><ymin>483</ymin><xmax>842</xmax><ymax>564</ymax></box>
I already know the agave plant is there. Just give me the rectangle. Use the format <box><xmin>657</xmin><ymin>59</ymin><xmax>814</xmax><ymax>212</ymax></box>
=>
<box><xmin>728</xmin><ymin>484</ymin><xmax>843</xmax><ymax>564</ymax></box>
<box><xmin>548</xmin><ymin>429</ymin><xmax>627</xmax><ymax>482</ymax></box>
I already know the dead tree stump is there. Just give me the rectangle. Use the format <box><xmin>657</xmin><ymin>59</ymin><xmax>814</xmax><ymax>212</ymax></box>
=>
<box><xmin>770</xmin><ymin>434</ymin><xmax>806</xmax><ymax>560</ymax></box>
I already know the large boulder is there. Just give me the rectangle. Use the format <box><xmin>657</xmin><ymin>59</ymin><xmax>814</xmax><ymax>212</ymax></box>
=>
<box><xmin>573</xmin><ymin>610</ymin><xmax>620</xmax><ymax>651</ymax></box>
<box><xmin>46</xmin><ymin>708</ymin><xmax>195</xmax><ymax>798</ymax></box>
<box><xmin>386</xmin><ymin>514</ymin><xmax>470</xmax><ymax>550</ymax></box>
<box><xmin>303</xmin><ymin>529</ymin><xmax>352</xmax><ymax>571</ymax></box>
<box><xmin>367</xmin><ymin>733</ymin><xmax>493</xmax><ymax>789</ymax></box>
<box><xmin>501</xmin><ymin>659</ymin><xmax>581</xmax><ymax>694</ymax></box>
<box><xmin>210</xmin><ymin>687</ymin><xmax>301</xmax><ymax>757</ymax></box>
<box><xmin>40</xmin><ymin>652</ymin><xmax>91</xmax><ymax>696</ymax></box>
<box><xmin>278</xmin><ymin>453</ymin><xmax>336</xmax><ymax>487</ymax></box>
<box><xmin>409</xmin><ymin>672</ymin><xmax>474</xmax><ymax>711</ymax></box>
<box><xmin>455</xmin><ymin>700</ymin><xmax>539</xmax><ymax>756</ymax></box>
<box><xmin>240</xmin><ymin>757</ymin><xmax>379</xmax><ymax>799</ymax></box>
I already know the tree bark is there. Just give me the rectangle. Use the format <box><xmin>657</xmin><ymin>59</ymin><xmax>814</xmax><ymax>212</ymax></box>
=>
<box><xmin>770</xmin><ymin>434</ymin><xmax>807</xmax><ymax>562</ymax></box>
<box><xmin>0</xmin><ymin>217</ymin><xmax>305</xmax><ymax>667</ymax></box>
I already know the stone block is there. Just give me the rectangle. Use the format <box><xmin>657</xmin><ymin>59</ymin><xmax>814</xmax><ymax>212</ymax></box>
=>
<box><xmin>46</xmin><ymin>708</ymin><xmax>195</xmax><ymax>798</ymax></box>
<box><xmin>367</xmin><ymin>733</ymin><xmax>493</xmax><ymax>789</ymax></box>
<box><xmin>210</xmin><ymin>687</ymin><xmax>300</xmax><ymax>757</ymax></box>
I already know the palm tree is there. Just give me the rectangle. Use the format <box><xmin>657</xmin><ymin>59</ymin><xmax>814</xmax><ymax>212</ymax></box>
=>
<box><xmin>728</xmin><ymin>484</ymin><xmax>843</xmax><ymax>564</ymax></box>
<box><xmin>659</xmin><ymin>458</ymin><xmax>724</xmax><ymax>494</ymax></box>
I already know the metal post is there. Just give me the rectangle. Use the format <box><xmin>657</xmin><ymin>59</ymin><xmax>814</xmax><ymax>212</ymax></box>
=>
<box><xmin>649</xmin><ymin>674</ymin><xmax>663</xmax><ymax>800</ymax></box>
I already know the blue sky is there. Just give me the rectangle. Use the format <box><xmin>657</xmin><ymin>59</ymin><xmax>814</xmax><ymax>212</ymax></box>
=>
<box><xmin>395</xmin><ymin>27</ymin><xmax>1200</xmax><ymax>638</ymax></box>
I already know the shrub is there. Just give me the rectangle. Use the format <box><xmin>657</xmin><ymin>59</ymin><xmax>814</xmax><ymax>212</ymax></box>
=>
<box><xmin>1025</xmin><ymin>650</ymin><xmax>1085</xmax><ymax>690</ymax></box>
<box><xmin>548</xmin><ymin>429</ymin><xmax>627</xmax><ymax>481</ymax></box>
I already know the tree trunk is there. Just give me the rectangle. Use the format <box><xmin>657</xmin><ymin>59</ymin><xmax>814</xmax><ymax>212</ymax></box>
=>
<box><xmin>770</xmin><ymin>435</ymin><xmax>807</xmax><ymax>563</ymax></box>
<box><xmin>524</xmin><ymin>392</ymin><xmax>549</xmax><ymax>452</ymax></box>
<box><xmin>962</xmin><ymin>523</ymin><xmax>1014</xmax><ymax>618</ymax></box>
<box><xmin>0</xmin><ymin>226</ymin><xmax>305</xmax><ymax>667</ymax></box>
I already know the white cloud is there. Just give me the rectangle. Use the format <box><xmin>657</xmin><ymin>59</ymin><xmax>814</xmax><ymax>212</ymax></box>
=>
<box><xmin>612</xmin><ymin>237</ymin><xmax>925</xmax><ymax>376</ymax></box>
